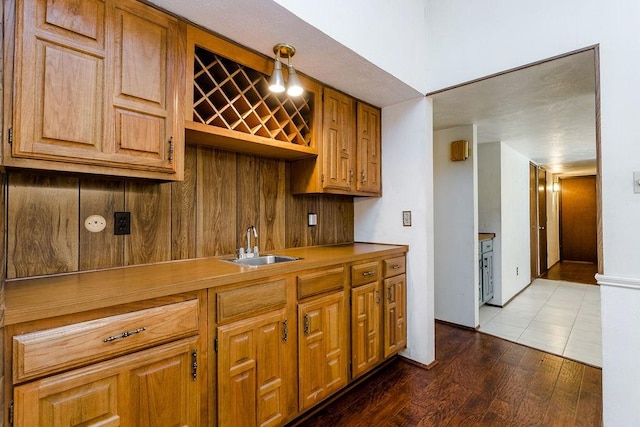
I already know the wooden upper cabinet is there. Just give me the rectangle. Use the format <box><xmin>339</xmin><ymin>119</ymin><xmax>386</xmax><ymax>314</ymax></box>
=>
<box><xmin>184</xmin><ymin>25</ymin><xmax>321</xmax><ymax>161</ymax></box>
<box><xmin>8</xmin><ymin>0</ymin><xmax>185</xmax><ymax>180</ymax></box>
<box><xmin>321</xmin><ymin>88</ymin><xmax>356</xmax><ymax>192</ymax></box>
<box><xmin>356</xmin><ymin>102</ymin><xmax>381</xmax><ymax>194</ymax></box>
<box><xmin>291</xmin><ymin>88</ymin><xmax>381</xmax><ymax>196</ymax></box>
<box><xmin>108</xmin><ymin>0</ymin><xmax>184</xmax><ymax>175</ymax></box>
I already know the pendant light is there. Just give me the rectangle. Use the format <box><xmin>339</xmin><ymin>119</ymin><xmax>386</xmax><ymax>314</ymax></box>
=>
<box><xmin>269</xmin><ymin>43</ymin><xmax>303</xmax><ymax>97</ymax></box>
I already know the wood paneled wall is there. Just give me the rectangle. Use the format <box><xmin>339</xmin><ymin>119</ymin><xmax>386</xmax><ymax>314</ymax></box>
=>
<box><xmin>5</xmin><ymin>146</ymin><xmax>354</xmax><ymax>279</ymax></box>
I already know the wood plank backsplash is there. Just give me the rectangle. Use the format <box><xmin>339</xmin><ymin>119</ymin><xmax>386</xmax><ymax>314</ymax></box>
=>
<box><xmin>5</xmin><ymin>146</ymin><xmax>354</xmax><ymax>279</ymax></box>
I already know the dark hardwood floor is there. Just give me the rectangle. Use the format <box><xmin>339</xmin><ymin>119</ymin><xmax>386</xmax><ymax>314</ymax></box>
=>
<box><xmin>542</xmin><ymin>261</ymin><xmax>598</xmax><ymax>285</ymax></box>
<box><xmin>294</xmin><ymin>322</ymin><xmax>602</xmax><ymax>426</ymax></box>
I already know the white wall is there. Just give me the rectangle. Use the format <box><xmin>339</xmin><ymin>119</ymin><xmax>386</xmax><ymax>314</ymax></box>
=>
<box><xmin>499</xmin><ymin>144</ymin><xmax>532</xmax><ymax>304</ymax></box>
<box><xmin>426</xmin><ymin>1</ymin><xmax>640</xmax><ymax>423</ymax></box>
<box><xmin>478</xmin><ymin>142</ymin><xmax>531</xmax><ymax>306</ymax></box>
<box><xmin>354</xmin><ymin>97</ymin><xmax>434</xmax><ymax>365</ymax></box>
<box><xmin>546</xmin><ymin>173</ymin><xmax>561</xmax><ymax>267</ymax></box>
<box><xmin>433</xmin><ymin>125</ymin><xmax>478</xmax><ymax>327</ymax></box>
<box><xmin>478</xmin><ymin>143</ymin><xmax>502</xmax><ymax>304</ymax></box>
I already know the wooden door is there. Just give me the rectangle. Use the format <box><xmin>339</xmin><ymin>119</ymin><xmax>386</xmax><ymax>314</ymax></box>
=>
<box><xmin>13</xmin><ymin>0</ymin><xmax>107</xmax><ymax>162</ymax></box>
<box><xmin>14</xmin><ymin>337</ymin><xmax>199</xmax><ymax>427</ymax></box>
<box><xmin>538</xmin><ymin>169</ymin><xmax>548</xmax><ymax>273</ymax></box>
<box><xmin>126</xmin><ymin>338</ymin><xmax>200</xmax><ymax>427</ymax></box>
<box><xmin>107</xmin><ymin>0</ymin><xmax>183</xmax><ymax>173</ymax></box>
<box><xmin>298</xmin><ymin>291</ymin><xmax>347</xmax><ymax>410</ymax></box>
<box><xmin>383</xmin><ymin>274</ymin><xmax>406</xmax><ymax>358</ymax></box>
<box><xmin>529</xmin><ymin>163</ymin><xmax>539</xmax><ymax>280</ymax></box>
<box><xmin>217</xmin><ymin>308</ymin><xmax>289</xmax><ymax>427</ymax></box>
<box><xmin>351</xmin><ymin>282</ymin><xmax>381</xmax><ymax>378</ymax></box>
<box><xmin>356</xmin><ymin>103</ymin><xmax>381</xmax><ymax>194</ymax></box>
<box><xmin>322</xmin><ymin>88</ymin><xmax>355</xmax><ymax>192</ymax></box>
<box><xmin>560</xmin><ymin>176</ymin><xmax>598</xmax><ymax>263</ymax></box>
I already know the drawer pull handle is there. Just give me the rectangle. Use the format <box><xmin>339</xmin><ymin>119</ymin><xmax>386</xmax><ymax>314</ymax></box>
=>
<box><xmin>392</xmin><ymin>265</ymin><xmax>401</xmax><ymax>270</ymax></box>
<box><xmin>303</xmin><ymin>314</ymin><xmax>310</xmax><ymax>336</ymax></box>
<box><xmin>362</xmin><ymin>271</ymin><xmax>375</xmax><ymax>277</ymax></box>
<box><xmin>103</xmin><ymin>327</ymin><xmax>146</xmax><ymax>343</ymax></box>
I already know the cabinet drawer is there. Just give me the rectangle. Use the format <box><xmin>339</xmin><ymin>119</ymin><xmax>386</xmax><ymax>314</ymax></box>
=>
<box><xmin>383</xmin><ymin>256</ymin><xmax>406</xmax><ymax>278</ymax></box>
<box><xmin>13</xmin><ymin>299</ymin><xmax>199</xmax><ymax>383</ymax></box>
<box><xmin>481</xmin><ymin>239</ymin><xmax>493</xmax><ymax>253</ymax></box>
<box><xmin>351</xmin><ymin>262</ymin><xmax>379</xmax><ymax>287</ymax></box>
<box><xmin>217</xmin><ymin>279</ymin><xmax>286</xmax><ymax>323</ymax></box>
<box><xmin>298</xmin><ymin>267</ymin><xmax>345</xmax><ymax>299</ymax></box>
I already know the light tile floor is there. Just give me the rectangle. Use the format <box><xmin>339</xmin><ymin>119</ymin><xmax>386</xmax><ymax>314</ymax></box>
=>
<box><xmin>479</xmin><ymin>279</ymin><xmax>602</xmax><ymax>367</ymax></box>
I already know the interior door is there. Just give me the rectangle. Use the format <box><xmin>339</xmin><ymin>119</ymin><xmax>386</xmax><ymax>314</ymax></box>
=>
<box><xmin>560</xmin><ymin>176</ymin><xmax>598</xmax><ymax>263</ymax></box>
<box><xmin>538</xmin><ymin>169</ymin><xmax>548</xmax><ymax>274</ymax></box>
<box><xmin>529</xmin><ymin>163</ymin><xmax>539</xmax><ymax>280</ymax></box>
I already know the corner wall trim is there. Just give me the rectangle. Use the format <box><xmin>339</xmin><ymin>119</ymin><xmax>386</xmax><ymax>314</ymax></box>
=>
<box><xmin>596</xmin><ymin>274</ymin><xmax>640</xmax><ymax>290</ymax></box>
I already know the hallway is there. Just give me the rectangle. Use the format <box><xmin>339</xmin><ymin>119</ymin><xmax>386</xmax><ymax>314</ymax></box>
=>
<box><xmin>479</xmin><ymin>278</ymin><xmax>601</xmax><ymax>367</ymax></box>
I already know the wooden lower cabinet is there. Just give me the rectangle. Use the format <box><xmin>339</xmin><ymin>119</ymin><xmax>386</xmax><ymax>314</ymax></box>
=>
<box><xmin>383</xmin><ymin>273</ymin><xmax>407</xmax><ymax>358</ymax></box>
<box><xmin>351</xmin><ymin>282</ymin><xmax>381</xmax><ymax>378</ymax></box>
<box><xmin>217</xmin><ymin>308</ymin><xmax>291</xmax><ymax>427</ymax></box>
<box><xmin>298</xmin><ymin>291</ymin><xmax>347</xmax><ymax>411</ymax></box>
<box><xmin>13</xmin><ymin>336</ymin><xmax>200</xmax><ymax>426</ymax></box>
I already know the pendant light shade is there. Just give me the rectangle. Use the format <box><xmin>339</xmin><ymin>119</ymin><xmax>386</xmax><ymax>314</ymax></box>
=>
<box><xmin>269</xmin><ymin>43</ymin><xmax>303</xmax><ymax>97</ymax></box>
<box><xmin>268</xmin><ymin>58</ymin><xmax>286</xmax><ymax>93</ymax></box>
<box><xmin>286</xmin><ymin>63</ymin><xmax>303</xmax><ymax>97</ymax></box>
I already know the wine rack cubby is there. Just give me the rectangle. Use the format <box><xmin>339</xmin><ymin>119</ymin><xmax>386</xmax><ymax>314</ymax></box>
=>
<box><xmin>190</xmin><ymin>45</ymin><xmax>317</xmax><ymax>153</ymax></box>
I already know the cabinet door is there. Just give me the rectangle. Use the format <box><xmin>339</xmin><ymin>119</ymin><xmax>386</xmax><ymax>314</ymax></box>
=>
<box><xmin>356</xmin><ymin>103</ymin><xmax>381</xmax><ymax>194</ymax></box>
<box><xmin>13</xmin><ymin>0</ymin><xmax>107</xmax><ymax>162</ymax></box>
<box><xmin>351</xmin><ymin>282</ymin><xmax>381</xmax><ymax>378</ymax></box>
<box><xmin>217</xmin><ymin>308</ymin><xmax>290</xmax><ymax>427</ymax></box>
<box><xmin>14</xmin><ymin>337</ymin><xmax>199</xmax><ymax>427</ymax></box>
<box><xmin>11</xmin><ymin>0</ymin><xmax>184</xmax><ymax>179</ymax></box>
<box><xmin>298</xmin><ymin>291</ymin><xmax>347</xmax><ymax>410</ymax></box>
<box><xmin>322</xmin><ymin>88</ymin><xmax>355</xmax><ymax>191</ymax></box>
<box><xmin>383</xmin><ymin>274</ymin><xmax>407</xmax><ymax>358</ymax></box>
<box><xmin>107</xmin><ymin>0</ymin><xmax>183</xmax><ymax>173</ymax></box>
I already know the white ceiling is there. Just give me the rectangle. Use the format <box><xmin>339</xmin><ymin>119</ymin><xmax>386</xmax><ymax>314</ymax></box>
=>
<box><xmin>431</xmin><ymin>50</ymin><xmax>597</xmax><ymax>176</ymax></box>
<box><xmin>148</xmin><ymin>1</ymin><xmax>597</xmax><ymax>176</ymax></box>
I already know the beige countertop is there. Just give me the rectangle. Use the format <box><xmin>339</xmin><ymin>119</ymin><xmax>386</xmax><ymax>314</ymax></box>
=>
<box><xmin>478</xmin><ymin>233</ymin><xmax>496</xmax><ymax>241</ymax></box>
<box><xmin>4</xmin><ymin>243</ymin><xmax>407</xmax><ymax>325</ymax></box>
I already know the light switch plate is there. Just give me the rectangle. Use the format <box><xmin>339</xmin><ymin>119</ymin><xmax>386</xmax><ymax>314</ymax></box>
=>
<box><xmin>402</xmin><ymin>211</ymin><xmax>411</xmax><ymax>227</ymax></box>
<box><xmin>634</xmin><ymin>171</ymin><xmax>640</xmax><ymax>194</ymax></box>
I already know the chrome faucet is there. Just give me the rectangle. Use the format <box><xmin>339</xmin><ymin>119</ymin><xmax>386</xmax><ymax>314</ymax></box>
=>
<box><xmin>238</xmin><ymin>225</ymin><xmax>259</xmax><ymax>259</ymax></box>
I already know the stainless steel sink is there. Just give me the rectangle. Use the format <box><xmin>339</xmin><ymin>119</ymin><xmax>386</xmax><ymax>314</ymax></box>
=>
<box><xmin>221</xmin><ymin>254</ymin><xmax>301</xmax><ymax>267</ymax></box>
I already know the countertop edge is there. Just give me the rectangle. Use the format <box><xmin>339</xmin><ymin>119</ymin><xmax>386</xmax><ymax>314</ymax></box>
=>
<box><xmin>5</xmin><ymin>243</ymin><xmax>408</xmax><ymax>325</ymax></box>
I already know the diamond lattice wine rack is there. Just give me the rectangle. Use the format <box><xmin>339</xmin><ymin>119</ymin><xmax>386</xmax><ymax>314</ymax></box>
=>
<box><xmin>187</xmin><ymin>44</ymin><xmax>319</xmax><ymax>159</ymax></box>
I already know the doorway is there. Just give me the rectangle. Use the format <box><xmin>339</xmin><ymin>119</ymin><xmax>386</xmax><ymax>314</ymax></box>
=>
<box><xmin>529</xmin><ymin>164</ymin><xmax>549</xmax><ymax>281</ymax></box>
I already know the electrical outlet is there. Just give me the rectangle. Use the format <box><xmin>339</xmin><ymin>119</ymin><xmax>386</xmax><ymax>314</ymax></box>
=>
<box><xmin>84</xmin><ymin>215</ymin><xmax>106</xmax><ymax>233</ymax></box>
<box><xmin>402</xmin><ymin>211</ymin><xmax>412</xmax><ymax>227</ymax></box>
<box><xmin>114</xmin><ymin>212</ymin><xmax>131</xmax><ymax>235</ymax></box>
